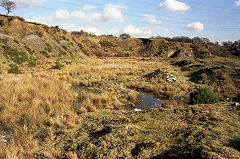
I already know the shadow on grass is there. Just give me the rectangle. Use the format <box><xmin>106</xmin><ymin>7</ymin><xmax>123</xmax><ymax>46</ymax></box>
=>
<box><xmin>228</xmin><ymin>138</ymin><xmax>240</xmax><ymax>151</ymax></box>
<box><xmin>150</xmin><ymin>147</ymin><xmax>204</xmax><ymax>159</ymax></box>
<box><xmin>90</xmin><ymin>126</ymin><xmax>111</xmax><ymax>139</ymax></box>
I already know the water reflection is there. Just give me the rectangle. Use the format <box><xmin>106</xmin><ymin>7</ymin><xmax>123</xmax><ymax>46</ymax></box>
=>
<box><xmin>135</xmin><ymin>92</ymin><xmax>162</xmax><ymax>110</ymax></box>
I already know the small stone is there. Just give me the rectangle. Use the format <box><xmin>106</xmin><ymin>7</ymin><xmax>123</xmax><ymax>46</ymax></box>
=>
<box><xmin>134</xmin><ymin>108</ymin><xmax>142</xmax><ymax>112</ymax></box>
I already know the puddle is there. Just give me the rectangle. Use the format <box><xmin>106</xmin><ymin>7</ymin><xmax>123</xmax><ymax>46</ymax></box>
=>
<box><xmin>72</xmin><ymin>85</ymin><xmax>98</xmax><ymax>94</ymax></box>
<box><xmin>72</xmin><ymin>85</ymin><xmax>99</xmax><ymax>110</ymax></box>
<box><xmin>135</xmin><ymin>92</ymin><xmax>162</xmax><ymax>110</ymax></box>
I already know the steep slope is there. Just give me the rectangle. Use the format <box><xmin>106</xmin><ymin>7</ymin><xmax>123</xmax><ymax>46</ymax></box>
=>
<box><xmin>0</xmin><ymin>14</ymin><xmax>87</xmax><ymax>73</ymax></box>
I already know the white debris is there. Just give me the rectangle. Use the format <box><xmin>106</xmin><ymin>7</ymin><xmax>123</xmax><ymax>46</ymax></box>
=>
<box><xmin>166</xmin><ymin>74</ymin><xmax>176</xmax><ymax>82</ymax></box>
<box><xmin>1</xmin><ymin>133</ymin><xmax>11</xmax><ymax>142</ymax></box>
<box><xmin>134</xmin><ymin>108</ymin><xmax>142</xmax><ymax>112</ymax></box>
<box><xmin>235</xmin><ymin>103</ymin><xmax>239</xmax><ymax>107</ymax></box>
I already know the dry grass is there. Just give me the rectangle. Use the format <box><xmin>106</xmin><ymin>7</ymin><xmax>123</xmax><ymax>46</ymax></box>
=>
<box><xmin>0</xmin><ymin>73</ymin><xmax>79</xmax><ymax>158</ymax></box>
<box><xmin>0</xmin><ymin>56</ymin><xmax>239</xmax><ymax>158</ymax></box>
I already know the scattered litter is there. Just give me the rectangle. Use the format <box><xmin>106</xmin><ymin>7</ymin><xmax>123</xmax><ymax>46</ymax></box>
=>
<box><xmin>134</xmin><ymin>108</ymin><xmax>142</xmax><ymax>112</ymax></box>
<box><xmin>1</xmin><ymin>132</ymin><xmax>12</xmax><ymax>143</ymax></box>
<box><xmin>235</xmin><ymin>103</ymin><xmax>239</xmax><ymax>107</ymax></box>
<box><xmin>166</xmin><ymin>74</ymin><xmax>176</xmax><ymax>82</ymax></box>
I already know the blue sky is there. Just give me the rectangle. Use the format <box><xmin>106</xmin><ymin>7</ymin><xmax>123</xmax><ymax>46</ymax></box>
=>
<box><xmin>1</xmin><ymin>0</ymin><xmax>240</xmax><ymax>42</ymax></box>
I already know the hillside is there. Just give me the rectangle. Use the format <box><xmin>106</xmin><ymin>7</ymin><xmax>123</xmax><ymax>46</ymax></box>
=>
<box><xmin>0</xmin><ymin>14</ymin><xmax>237</xmax><ymax>73</ymax></box>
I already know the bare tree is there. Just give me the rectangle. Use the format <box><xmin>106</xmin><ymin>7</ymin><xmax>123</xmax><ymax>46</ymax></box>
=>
<box><xmin>119</xmin><ymin>33</ymin><xmax>130</xmax><ymax>39</ymax></box>
<box><xmin>0</xmin><ymin>0</ymin><xmax>16</xmax><ymax>15</ymax></box>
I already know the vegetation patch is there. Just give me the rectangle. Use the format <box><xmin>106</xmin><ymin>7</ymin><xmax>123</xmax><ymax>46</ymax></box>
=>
<box><xmin>28</xmin><ymin>58</ymin><xmax>37</xmax><ymax>67</ymax></box>
<box><xmin>51</xmin><ymin>62</ymin><xmax>64</xmax><ymax>69</ymax></box>
<box><xmin>0</xmin><ymin>38</ymin><xmax>8</xmax><ymax>45</ymax></box>
<box><xmin>3</xmin><ymin>46</ymin><xmax>28</xmax><ymax>64</ymax></box>
<box><xmin>100</xmin><ymin>41</ymin><xmax>114</xmax><ymax>48</ymax></box>
<box><xmin>8</xmin><ymin>64</ymin><xmax>22</xmax><ymax>74</ymax></box>
<box><xmin>189</xmin><ymin>87</ymin><xmax>219</xmax><ymax>104</ymax></box>
<box><xmin>40</xmin><ymin>50</ymin><xmax>50</xmax><ymax>58</ymax></box>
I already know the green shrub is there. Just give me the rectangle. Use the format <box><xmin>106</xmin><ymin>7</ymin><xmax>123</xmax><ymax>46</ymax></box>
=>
<box><xmin>0</xmin><ymin>38</ymin><xmax>8</xmax><ymax>45</ymax></box>
<box><xmin>3</xmin><ymin>46</ymin><xmax>28</xmax><ymax>64</ymax></box>
<box><xmin>9</xmin><ymin>64</ymin><xmax>22</xmax><ymax>74</ymax></box>
<box><xmin>12</xmin><ymin>51</ymin><xmax>28</xmax><ymax>64</ymax></box>
<box><xmin>14</xmin><ymin>39</ymin><xmax>19</xmax><ymax>44</ymax></box>
<box><xmin>190</xmin><ymin>87</ymin><xmax>219</xmax><ymax>105</ymax></box>
<box><xmin>51</xmin><ymin>62</ymin><xmax>64</xmax><ymax>69</ymax></box>
<box><xmin>40</xmin><ymin>51</ymin><xmax>50</xmax><ymax>58</ymax></box>
<box><xmin>28</xmin><ymin>60</ymin><xmax>36</xmax><ymax>67</ymax></box>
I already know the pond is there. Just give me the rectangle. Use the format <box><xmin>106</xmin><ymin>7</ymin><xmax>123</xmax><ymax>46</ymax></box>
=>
<box><xmin>135</xmin><ymin>92</ymin><xmax>162</xmax><ymax>110</ymax></box>
<box><xmin>72</xmin><ymin>85</ymin><xmax>99</xmax><ymax>94</ymax></box>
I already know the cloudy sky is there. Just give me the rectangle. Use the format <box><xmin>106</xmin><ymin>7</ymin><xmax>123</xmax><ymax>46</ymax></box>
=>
<box><xmin>1</xmin><ymin>0</ymin><xmax>240</xmax><ymax>42</ymax></box>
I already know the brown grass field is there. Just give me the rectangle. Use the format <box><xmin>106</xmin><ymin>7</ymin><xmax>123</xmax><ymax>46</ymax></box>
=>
<box><xmin>0</xmin><ymin>57</ymin><xmax>240</xmax><ymax>158</ymax></box>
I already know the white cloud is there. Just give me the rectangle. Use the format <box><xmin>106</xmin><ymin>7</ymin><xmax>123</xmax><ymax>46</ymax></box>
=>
<box><xmin>61</xmin><ymin>24</ymin><xmax>79</xmax><ymax>31</ymax></box>
<box><xmin>186</xmin><ymin>22</ymin><xmax>204</xmax><ymax>32</ymax></box>
<box><xmin>235</xmin><ymin>0</ymin><xmax>240</xmax><ymax>6</ymax></box>
<box><xmin>60</xmin><ymin>24</ymin><xmax>100</xmax><ymax>35</ymax></box>
<box><xmin>101</xmin><ymin>4</ymin><xmax>127</xmax><ymax>22</ymax></box>
<box><xmin>71</xmin><ymin>11</ymin><xmax>86</xmax><ymax>19</ymax></box>
<box><xmin>79</xmin><ymin>27</ymin><xmax>101</xmax><ymax>35</ymax></box>
<box><xmin>55</xmin><ymin>9</ymin><xmax>72</xmax><ymax>19</ymax></box>
<box><xmin>61</xmin><ymin>23</ymin><xmax>121</xmax><ymax>36</ymax></box>
<box><xmin>164</xmin><ymin>29</ymin><xmax>169</xmax><ymax>32</ymax></box>
<box><xmin>82</xmin><ymin>5</ymin><xmax>96</xmax><ymax>10</ymax></box>
<box><xmin>123</xmin><ymin>25</ymin><xmax>152</xmax><ymax>37</ymax></box>
<box><xmin>143</xmin><ymin>14</ymin><xmax>161</xmax><ymax>25</ymax></box>
<box><xmin>13</xmin><ymin>0</ymin><xmax>46</xmax><ymax>8</ymax></box>
<box><xmin>27</xmin><ymin>16</ymin><xmax>52</xmax><ymax>25</ymax></box>
<box><xmin>86</xmin><ymin>12</ymin><xmax>102</xmax><ymax>21</ymax></box>
<box><xmin>54</xmin><ymin>4</ymin><xmax>126</xmax><ymax>23</ymax></box>
<box><xmin>55</xmin><ymin>9</ymin><xmax>86</xmax><ymax>19</ymax></box>
<box><xmin>156</xmin><ymin>0</ymin><xmax>190</xmax><ymax>12</ymax></box>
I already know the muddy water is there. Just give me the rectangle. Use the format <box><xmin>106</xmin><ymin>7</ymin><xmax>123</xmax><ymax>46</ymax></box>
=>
<box><xmin>72</xmin><ymin>85</ymin><xmax>99</xmax><ymax>94</ymax></box>
<box><xmin>72</xmin><ymin>85</ymin><xmax>162</xmax><ymax>110</ymax></box>
<box><xmin>135</xmin><ymin>92</ymin><xmax>162</xmax><ymax>110</ymax></box>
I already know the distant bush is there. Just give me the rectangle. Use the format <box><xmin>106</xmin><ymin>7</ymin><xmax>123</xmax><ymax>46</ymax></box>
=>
<box><xmin>71</xmin><ymin>30</ymin><xmax>95</xmax><ymax>36</ymax></box>
<box><xmin>51</xmin><ymin>62</ymin><xmax>64</xmax><ymax>69</ymax></box>
<box><xmin>40</xmin><ymin>50</ymin><xmax>50</xmax><ymax>58</ymax></box>
<box><xmin>28</xmin><ymin>60</ymin><xmax>36</xmax><ymax>67</ymax></box>
<box><xmin>0</xmin><ymin>38</ymin><xmax>8</xmax><ymax>45</ymax></box>
<box><xmin>9</xmin><ymin>64</ymin><xmax>22</xmax><ymax>74</ymax></box>
<box><xmin>190</xmin><ymin>87</ymin><xmax>219</xmax><ymax>105</ymax></box>
<box><xmin>100</xmin><ymin>41</ymin><xmax>114</xmax><ymax>47</ymax></box>
<box><xmin>14</xmin><ymin>39</ymin><xmax>19</xmax><ymax>44</ymax></box>
<box><xmin>119</xmin><ymin>33</ymin><xmax>131</xmax><ymax>39</ymax></box>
